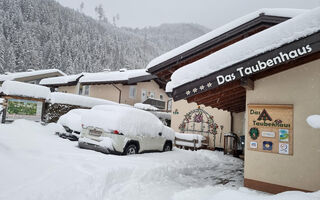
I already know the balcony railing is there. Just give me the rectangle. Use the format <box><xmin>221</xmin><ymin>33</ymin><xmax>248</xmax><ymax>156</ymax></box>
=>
<box><xmin>142</xmin><ymin>98</ymin><xmax>165</xmax><ymax>109</ymax></box>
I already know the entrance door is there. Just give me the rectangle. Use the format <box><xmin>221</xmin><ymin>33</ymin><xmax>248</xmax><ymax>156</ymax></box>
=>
<box><xmin>141</xmin><ymin>90</ymin><xmax>147</xmax><ymax>102</ymax></box>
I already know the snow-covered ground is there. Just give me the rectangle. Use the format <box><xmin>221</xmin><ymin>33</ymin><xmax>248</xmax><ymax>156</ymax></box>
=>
<box><xmin>0</xmin><ymin>120</ymin><xmax>319</xmax><ymax>200</ymax></box>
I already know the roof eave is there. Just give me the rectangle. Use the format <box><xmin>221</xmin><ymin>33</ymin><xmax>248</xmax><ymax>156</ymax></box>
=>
<box><xmin>147</xmin><ymin>15</ymin><xmax>291</xmax><ymax>75</ymax></box>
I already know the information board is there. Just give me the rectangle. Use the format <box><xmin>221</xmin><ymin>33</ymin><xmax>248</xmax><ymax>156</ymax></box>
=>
<box><xmin>5</xmin><ymin>98</ymin><xmax>43</xmax><ymax>122</ymax></box>
<box><xmin>247</xmin><ymin>104</ymin><xmax>293</xmax><ymax>155</ymax></box>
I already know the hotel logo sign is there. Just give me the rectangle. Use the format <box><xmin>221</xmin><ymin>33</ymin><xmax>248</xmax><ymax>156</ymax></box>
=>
<box><xmin>250</xmin><ymin>108</ymin><xmax>291</xmax><ymax>128</ymax></box>
<box><xmin>247</xmin><ymin>104</ymin><xmax>293</xmax><ymax>155</ymax></box>
<box><xmin>216</xmin><ymin>45</ymin><xmax>312</xmax><ymax>85</ymax></box>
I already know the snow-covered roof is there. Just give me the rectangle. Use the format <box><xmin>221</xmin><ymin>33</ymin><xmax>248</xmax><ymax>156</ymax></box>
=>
<box><xmin>47</xmin><ymin>92</ymin><xmax>118</xmax><ymax>108</ymax></box>
<box><xmin>146</xmin><ymin>8</ymin><xmax>307</xmax><ymax>71</ymax></box>
<box><xmin>79</xmin><ymin>69</ymin><xmax>151</xmax><ymax>84</ymax></box>
<box><xmin>150</xmin><ymin>111</ymin><xmax>171</xmax><ymax>120</ymax></box>
<box><xmin>134</xmin><ymin>103</ymin><xmax>159</xmax><ymax>111</ymax></box>
<box><xmin>1</xmin><ymin>81</ymin><xmax>50</xmax><ymax>99</ymax></box>
<box><xmin>0</xmin><ymin>69</ymin><xmax>66</xmax><ymax>82</ymax></box>
<box><xmin>40</xmin><ymin>74</ymin><xmax>83</xmax><ymax>86</ymax></box>
<box><xmin>166</xmin><ymin>7</ymin><xmax>319</xmax><ymax>92</ymax></box>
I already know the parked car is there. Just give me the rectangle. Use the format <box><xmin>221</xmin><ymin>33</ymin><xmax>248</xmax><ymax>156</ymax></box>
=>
<box><xmin>56</xmin><ymin>109</ymin><xmax>89</xmax><ymax>141</ymax></box>
<box><xmin>78</xmin><ymin>105</ymin><xmax>175</xmax><ymax>155</ymax></box>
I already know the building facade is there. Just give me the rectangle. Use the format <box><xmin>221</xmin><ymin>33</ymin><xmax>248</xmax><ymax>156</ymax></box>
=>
<box><xmin>147</xmin><ymin>8</ymin><xmax>320</xmax><ymax>193</ymax></box>
<box><xmin>41</xmin><ymin>69</ymin><xmax>170</xmax><ymax>109</ymax></box>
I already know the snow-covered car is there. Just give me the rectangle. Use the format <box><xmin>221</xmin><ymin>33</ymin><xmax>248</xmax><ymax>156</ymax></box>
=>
<box><xmin>78</xmin><ymin>105</ymin><xmax>175</xmax><ymax>155</ymax></box>
<box><xmin>57</xmin><ymin>109</ymin><xmax>90</xmax><ymax>141</ymax></box>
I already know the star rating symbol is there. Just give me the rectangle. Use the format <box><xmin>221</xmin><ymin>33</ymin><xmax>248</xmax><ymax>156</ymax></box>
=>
<box><xmin>186</xmin><ymin>90</ymin><xmax>191</xmax><ymax>95</ymax></box>
<box><xmin>199</xmin><ymin>85</ymin><xmax>205</xmax><ymax>90</ymax></box>
<box><xmin>192</xmin><ymin>88</ymin><xmax>198</xmax><ymax>93</ymax></box>
<box><xmin>207</xmin><ymin>82</ymin><xmax>212</xmax><ymax>88</ymax></box>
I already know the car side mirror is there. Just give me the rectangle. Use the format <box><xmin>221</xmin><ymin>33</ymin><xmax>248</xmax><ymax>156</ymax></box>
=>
<box><xmin>158</xmin><ymin>132</ymin><xmax>162</xmax><ymax>136</ymax></box>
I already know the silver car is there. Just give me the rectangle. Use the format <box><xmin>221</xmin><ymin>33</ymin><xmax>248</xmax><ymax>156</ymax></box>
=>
<box><xmin>78</xmin><ymin>105</ymin><xmax>175</xmax><ymax>155</ymax></box>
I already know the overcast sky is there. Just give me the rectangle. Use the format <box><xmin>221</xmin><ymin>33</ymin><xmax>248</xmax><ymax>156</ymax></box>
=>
<box><xmin>55</xmin><ymin>0</ymin><xmax>320</xmax><ymax>29</ymax></box>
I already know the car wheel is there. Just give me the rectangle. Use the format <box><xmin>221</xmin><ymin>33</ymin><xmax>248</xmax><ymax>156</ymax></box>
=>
<box><xmin>124</xmin><ymin>144</ymin><xmax>138</xmax><ymax>155</ymax></box>
<box><xmin>163</xmin><ymin>142</ymin><xmax>172</xmax><ymax>152</ymax></box>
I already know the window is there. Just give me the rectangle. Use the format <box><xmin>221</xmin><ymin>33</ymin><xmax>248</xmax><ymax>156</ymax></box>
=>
<box><xmin>78</xmin><ymin>85</ymin><xmax>83</xmax><ymax>95</ymax></box>
<box><xmin>79</xmin><ymin>85</ymin><xmax>90</xmax><ymax>96</ymax></box>
<box><xmin>167</xmin><ymin>99</ymin><xmax>172</xmax><ymax>111</ymax></box>
<box><xmin>160</xmin><ymin>94</ymin><xmax>163</xmax><ymax>100</ymax></box>
<box><xmin>150</xmin><ymin>92</ymin><xmax>155</xmax><ymax>99</ymax></box>
<box><xmin>129</xmin><ymin>86</ymin><xmax>136</xmax><ymax>99</ymax></box>
<box><xmin>84</xmin><ymin>85</ymin><xmax>89</xmax><ymax>96</ymax></box>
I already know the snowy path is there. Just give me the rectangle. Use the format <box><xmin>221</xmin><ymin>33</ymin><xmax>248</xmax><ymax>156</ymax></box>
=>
<box><xmin>0</xmin><ymin>120</ymin><xmax>319</xmax><ymax>200</ymax></box>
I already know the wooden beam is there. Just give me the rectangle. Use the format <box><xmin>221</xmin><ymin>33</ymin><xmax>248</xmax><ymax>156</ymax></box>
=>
<box><xmin>187</xmin><ymin>81</ymin><xmax>242</xmax><ymax>103</ymax></box>
<box><xmin>197</xmin><ymin>88</ymin><xmax>245</xmax><ymax>105</ymax></box>
<box><xmin>219</xmin><ymin>101</ymin><xmax>246</xmax><ymax>111</ymax></box>
<box><xmin>206</xmin><ymin>95</ymin><xmax>246</xmax><ymax>108</ymax></box>
<box><xmin>202</xmin><ymin>93</ymin><xmax>245</xmax><ymax>107</ymax></box>
<box><xmin>240</xmin><ymin>77</ymin><xmax>254</xmax><ymax>90</ymax></box>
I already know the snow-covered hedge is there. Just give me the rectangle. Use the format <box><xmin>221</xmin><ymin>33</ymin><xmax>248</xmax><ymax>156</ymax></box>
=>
<box><xmin>47</xmin><ymin>92</ymin><xmax>117</xmax><ymax>108</ymax></box>
<box><xmin>1</xmin><ymin>80</ymin><xmax>50</xmax><ymax>99</ymax></box>
<box><xmin>306</xmin><ymin>115</ymin><xmax>320</xmax><ymax>129</ymax></box>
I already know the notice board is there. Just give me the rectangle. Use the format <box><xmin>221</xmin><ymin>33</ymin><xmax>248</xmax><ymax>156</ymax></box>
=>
<box><xmin>247</xmin><ymin>104</ymin><xmax>293</xmax><ymax>155</ymax></box>
<box><xmin>3</xmin><ymin>96</ymin><xmax>44</xmax><ymax>122</ymax></box>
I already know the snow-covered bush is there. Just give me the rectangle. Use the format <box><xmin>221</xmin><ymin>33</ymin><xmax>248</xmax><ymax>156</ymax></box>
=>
<box><xmin>306</xmin><ymin>115</ymin><xmax>320</xmax><ymax>129</ymax></box>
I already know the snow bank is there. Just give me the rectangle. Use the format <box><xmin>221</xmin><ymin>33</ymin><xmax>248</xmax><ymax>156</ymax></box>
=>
<box><xmin>0</xmin><ymin>120</ymin><xmax>318</xmax><ymax>200</ymax></box>
<box><xmin>57</xmin><ymin>109</ymin><xmax>89</xmax><ymax>132</ymax></box>
<box><xmin>83</xmin><ymin>105</ymin><xmax>172</xmax><ymax>139</ymax></box>
<box><xmin>0</xmin><ymin>69</ymin><xmax>66</xmax><ymax>82</ymax></box>
<box><xmin>173</xmin><ymin>186</ymin><xmax>320</xmax><ymax>200</ymax></box>
<box><xmin>146</xmin><ymin>8</ymin><xmax>306</xmax><ymax>70</ymax></box>
<box><xmin>175</xmin><ymin>132</ymin><xmax>206</xmax><ymax>148</ymax></box>
<box><xmin>134</xmin><ymin>103</ymin><xmax>159</xmax><ymax>111</ymax></box>
<box><xmin>47</xmin><ymin>92</ymin><xmax>117</xmax><ymax>107</ymax></box>
<box><xmin>40</xmin><ymin>74</ymin><xmax>83</xmax><ymax>85</ymax></box>
<box><xmin>166</xmin><ymin>7</ymin><xmax>320</xmax><ymax>92</ymax></box>
<box><xmin>79</xmin><ymin>69</ymin><xmax>149</xmax><ymax>83</ymax></box>
<box><xmin>1</xmin><ymin>80</ymin><xmax>50</xmax><ymax>99</ymax></box>
<box><xmin>306</xmin><ymin>115</ymin><xmax>320</xmax><ymax>129</ymax></box>
<box><xmin>175</xmin><ymin>132</ymin><xmax>206</xmax><ymax>141</ymax></box>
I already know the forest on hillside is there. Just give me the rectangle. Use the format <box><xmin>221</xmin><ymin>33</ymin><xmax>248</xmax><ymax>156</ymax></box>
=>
<box><xmin>0</xmin><ymin>0</ymin><xmax>209</xmax><ymax>74</ymax></box>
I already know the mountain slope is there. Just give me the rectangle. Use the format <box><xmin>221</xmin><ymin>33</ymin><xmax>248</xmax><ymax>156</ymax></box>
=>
<box><xmin>0</xmin><ymin>0</ymin><xmax>210</xmax><ymax>74</ymax></box>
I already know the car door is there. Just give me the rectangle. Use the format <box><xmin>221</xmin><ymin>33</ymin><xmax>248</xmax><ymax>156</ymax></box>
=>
<box><xmin>150</xmin><ymin>127</ymin><xmax>166</xmax><ymax>151</ymax></box>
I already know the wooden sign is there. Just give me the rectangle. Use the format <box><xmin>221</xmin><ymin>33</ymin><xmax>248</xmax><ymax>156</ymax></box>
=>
<box><xmin>247</xmin><ymin>104</ymin><xmax>293</xmax><ymax>155</ymax></box>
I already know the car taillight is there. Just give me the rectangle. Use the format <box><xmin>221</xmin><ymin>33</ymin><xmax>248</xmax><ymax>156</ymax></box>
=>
<box><xmin>113</xmin><ymin>130</ymin><xmax>119</xmax><ymax>134</ymax></box>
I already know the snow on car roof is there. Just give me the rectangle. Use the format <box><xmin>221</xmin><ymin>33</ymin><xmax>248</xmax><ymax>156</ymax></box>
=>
<box><xmin>47</xmin><ymin>92</ymin><xmax>118</xmax><ymax>108</ymax></box>
<box><xmin>40</xmin><ymin>74</ymin><xmax>83</xmax><ymax>86</ymax></box>
<box><xmin>83</xmin><ymin>105</ymin><xmax>174</xmax><ymax>139</ymax></box>
<box><xmin>146</xmin><ymin>8</ymin><xmax>307</xmax><ymax>71</ymax></box>
<box><xmin>0</xmin><ymin>69</ymin><xmax>66</xmax><ymax>82</ymax></box>
<box><xmin>166</xmin><ymin>7</ymin><xmax>320</xmax><ymax>92</ymax></box>
<box><xmin>58</xmin><ymin>109</ymin><xmax>89</xmax><ymax>132</ymax></box>
<box><xmin>1</xmin><ymin>80</ymin><xmax>50</xmax><ymax>99</ymax></box>
<box><xmin>79</xmin><ymin>69</ymin><xmax>150</xmax><ymax>84</ymax></box>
